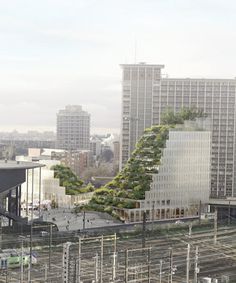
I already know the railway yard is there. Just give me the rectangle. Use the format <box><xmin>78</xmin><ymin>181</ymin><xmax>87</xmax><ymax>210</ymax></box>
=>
<box><xmin>0</xmin><ymin>222</ymin><xmax>236</xmax><ymax>282</ymax></box>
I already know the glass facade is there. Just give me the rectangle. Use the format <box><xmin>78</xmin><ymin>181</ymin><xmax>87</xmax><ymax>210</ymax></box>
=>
<box><xmin>126</xmin><ymin>122</ymin><xmax>211</xmax><ymax>222</ymax></box>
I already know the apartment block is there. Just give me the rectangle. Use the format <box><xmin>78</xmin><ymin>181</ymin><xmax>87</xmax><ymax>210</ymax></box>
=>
<box><xmin>57</xmin><ymin>105</ymin><xmax>90</xmax><ymax>150</ymax></box>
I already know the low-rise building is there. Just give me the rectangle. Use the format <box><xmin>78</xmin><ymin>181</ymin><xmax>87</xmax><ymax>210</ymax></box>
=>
<box><xmin>16</xmin><ymin>156</ymin><xmax>93</xmax><ymax>212</ymax></box>
<box><xmin>61</xmin><ymin>150</ymin><xmax>91</xmax><ymax>177</ymax></box>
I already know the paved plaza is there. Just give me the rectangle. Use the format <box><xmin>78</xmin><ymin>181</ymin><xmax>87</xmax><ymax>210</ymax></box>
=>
<box><xmin>41</xmin><ymin>208</ymin><xmax>121</xmax><ymax>231</ymax></box>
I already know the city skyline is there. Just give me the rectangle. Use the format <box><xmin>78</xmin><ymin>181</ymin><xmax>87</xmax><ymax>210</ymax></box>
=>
<box><xmin>1</xmin><ymin>0</ymin><xmax>236</xmax><ymax>133</ymax></box>
<box><xmin>1</xmin><ymin>2</ymin><xmax>236</xmax><ymax>282</ymax></box>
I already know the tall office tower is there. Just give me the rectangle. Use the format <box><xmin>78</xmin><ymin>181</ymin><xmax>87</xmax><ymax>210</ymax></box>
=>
<box><xmin>120</xmin><ymin>63</ymin><xmax>164</xmax><ymax>166</ymax></box>
<box><xmin>120</xmin><ymin>63</ymin><xmax>236</xmax><ymax>198</ymax></box>
<box><xmin>57</xmin><ymin>105</ymin><xmax>90</xmax><ymax>150</ymax></box>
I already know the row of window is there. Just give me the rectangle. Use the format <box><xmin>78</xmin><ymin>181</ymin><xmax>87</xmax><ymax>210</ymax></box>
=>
<box><xmin>162</xmin><ymin>81</ymin><xmax>235</xmax><ymax>87</ymax></box>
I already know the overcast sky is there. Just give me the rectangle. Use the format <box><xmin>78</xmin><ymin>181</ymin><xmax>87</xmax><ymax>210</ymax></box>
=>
<box><xmin>1</xmin><ymin>0</ymin><xmax>236</xmax><ymax>134</ymax></box>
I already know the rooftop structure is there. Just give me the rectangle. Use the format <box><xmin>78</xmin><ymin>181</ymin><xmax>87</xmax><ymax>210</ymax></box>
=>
<box><xmin>0</xmin><ymin>160</ymin><xmax>44</xmax><ymax>224</ymax></box>
<box><xmin>0</xmin><ymin>160</ymin><xmax>43</xmax><ymax>170</ymax></box>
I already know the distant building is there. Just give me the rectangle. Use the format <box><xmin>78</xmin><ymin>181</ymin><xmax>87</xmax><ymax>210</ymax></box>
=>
<box><xmin>0</xmin><ymin>144</ymin><xmax>15</xmax><ymax>160</ymax></box>
<box><xmin>56</xmin><ymin>105</ymin><xmax>90</xmax><ymax>150</ymax></box>
<box><xmin>90</xmin><ymin>137</ymin><xmax>102</xmax><ymax>159</ymax></box>
<box><xmin>41</xmin><ymin>148</ymin><xmax>66</xmax><ymax>160</ymax></box>
<box><xmin>28</xmin><ymin>148</ymin><xmax>42</xmax><ymax>158</ymax></box>
<box><xmin>0</xmin><ymin>130</ymin><xmax>56</xmax><ymax>141</ymax></box>
<box><xmin>113</xmin><ymin>140</ymin><xmax>120</xmax><ymax>170</ymax></box>
<box><xmin>122</xmin><ymin>120</ymin><xmax>211</xmax><ymax>222</ymax></box>
<box><xmin>61</xmin><ymin>150</ymin><xmax>91</xmax><ymax>177</ymax></box>
<box><xmin>120</xmin><ymin>63</ymin><xmax>236</xmax><ymax>199</ymax></box>
<box><xmin>0</xmin><ymin>140</ymin><xmax>55</xmax><ymax>157</ymax></box>
<box><xmin>27</xmin><ymin>147</ymin><xmax>91</xmax><ymax>177</ymax></box>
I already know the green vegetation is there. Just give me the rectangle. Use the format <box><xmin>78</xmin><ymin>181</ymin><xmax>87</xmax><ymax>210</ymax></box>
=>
<box><xmin>105</xmin><ymin>125</ymin><xmax>170</xmax><ymax>200</ymax></box>
<box><xmin>161</xmin><ymin>107</ymin><xmax>206</xmax><ymax>125</ymax></box>
<box><xmin>87</xmin><ymin>108</ymin><xmax>206</xmax><ymax>216</ymax></box>
<box><xmin>79</xmin><ymin>182</ymin><xmax>95</xmax><ymax>193</ymax></box>
<box><xmin>52</xmin><ymin>165</ymin><xmax>95</xmax><ymax>195</ymax></box>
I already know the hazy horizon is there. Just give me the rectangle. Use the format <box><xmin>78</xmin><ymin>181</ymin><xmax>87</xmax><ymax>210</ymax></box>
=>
<box><xmin>0</xmin><ymin>126</ymin><xmax>120</xmax><ymax>135</ymax></box>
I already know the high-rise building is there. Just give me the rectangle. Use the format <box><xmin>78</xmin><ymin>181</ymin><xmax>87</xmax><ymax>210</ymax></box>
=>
<box><xmin>57</xmin><ymin>105</ymin><xmax>90</xmax><ymax>150</ymax></box>
<box><xmin>90</xmin><ymin>137</ymin><xmax>102</xmax><ymax>159</ymax></box>
<box><xmin>113</xmin><ymin>140</ymin><xmax>120</xmax><ymax>170</ymax></box>
<box><xmin>120</xmin><ymin>63</ymin><xmax>236</xmax><ymax>198</ymax></box>
<box><xmin>123</xmin><ymin>120</ymin><xmax>211</xmax><ymax>222</ymax></box>
<box><xmin>120</xmin><ymin>63</ymin><xmax>164</xmax><ymax>167</ymax></box>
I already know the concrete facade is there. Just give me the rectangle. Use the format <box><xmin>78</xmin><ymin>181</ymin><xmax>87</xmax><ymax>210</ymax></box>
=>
<box><xmin>57</xmin><ymin>105</ymin><xmax>90</xmax><ymax>150</ymax></box>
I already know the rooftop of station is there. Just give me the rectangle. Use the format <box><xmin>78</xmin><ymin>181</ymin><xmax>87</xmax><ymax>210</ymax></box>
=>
<box><xmin>0</xmin><ymin>160</ymin><xmax>44</xmax><ymax>170</ymax></box>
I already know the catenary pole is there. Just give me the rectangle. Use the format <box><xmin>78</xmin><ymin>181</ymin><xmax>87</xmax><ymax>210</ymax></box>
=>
<box><xmin>100</xmin><ymin>235</ymin><xmax>103</xmax><ymax>283</ymax></box>
<box><xmin>186</xmin><ymin>244</ymin><xmax>190</xmax><ymax>283</ymax></box>
<box><xmin>20</xmin><ymin>239</ymin><xmax>24</xmax><ymax>283</ymax></box>
<box><xmin>214</xmin><ymin>208</ymin><xmax>218</xmax><ymax>245</ymax></box>
<box><xmin>112</xmin><ymin>234</ymin><xmax>117</xmax><ymax>281</ymax></box>
<box><xmin>159</xmin><ymin>259</ymin><xmax>163</xmax><ymax>283</ymax></box>
<box><xmin>194</xmin><ymin>246</ymin><xmax>199</xmax><ymax>283</ymax></box>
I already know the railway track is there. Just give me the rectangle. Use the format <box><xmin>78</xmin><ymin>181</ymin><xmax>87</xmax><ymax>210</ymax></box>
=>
<box><xmin>1</xmin><ymin>224</ymin><xmax>236</xmax><ymax>282</ymax></box>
